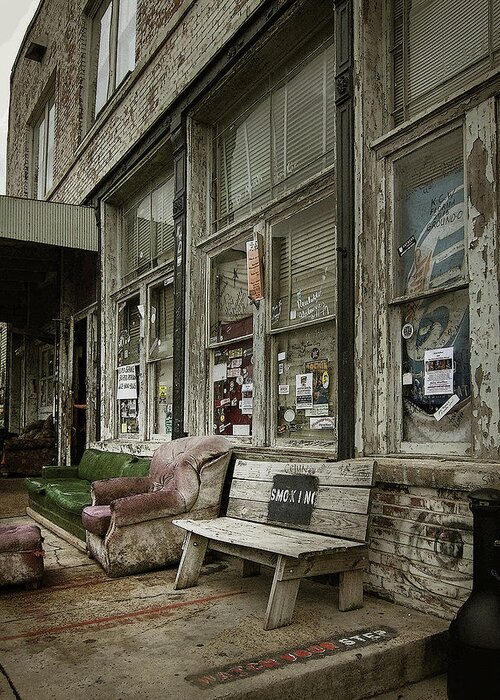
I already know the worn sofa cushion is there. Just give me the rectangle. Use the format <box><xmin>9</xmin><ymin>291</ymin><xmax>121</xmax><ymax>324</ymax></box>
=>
<box><xmin>77</xmin><ymin>450</ymin><xmax>144</xmax><ymax>482</ymax></box>
<box><xmin>46</xmin><ymin>480</ymin><xmax>92</xmax><ymax>514</ymax></box>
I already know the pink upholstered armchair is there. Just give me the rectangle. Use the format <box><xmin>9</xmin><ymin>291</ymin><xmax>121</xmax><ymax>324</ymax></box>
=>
<box><xmin>82</xmin><ymin>436</ymin><xmax>232</xmax><ymax>577</ymax></box>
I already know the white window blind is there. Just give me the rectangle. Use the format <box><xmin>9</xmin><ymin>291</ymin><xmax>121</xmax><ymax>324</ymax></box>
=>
<box><xmin>150</xmin><ymin>284</ymin><xmax>174</xmax><ymax>361</ymax></box>
<box><xmin>122</xmin><ymin>176</ymin><xmax>175</xmax><ymax>283</ymax></box>
<box><xmin>393</xmin><ymin>0</ymin><xmax>500</xmax><ymax>123</ymax></box>
<box><xmin>271</xmin><ymin>196</ymin><xmax>335</xmax><ymax>330</ymax></box>
<box><xmin>216</xmin><ymin>41</ymin><xmax>334</xmax><ymax>227</ymax></box>
<box><xmin>152</xmin><ymin>178</ymin><xmax>175</xmax><ymax>260</ymax></box>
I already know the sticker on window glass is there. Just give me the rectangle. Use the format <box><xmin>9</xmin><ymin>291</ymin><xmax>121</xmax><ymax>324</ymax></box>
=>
<box><xmin>434</xmin><ymin>394</ymin><xmax>460</xmax><ymax>421</ymax></box>
<box><xmin>402</xmin><ymin>323</ymin><xmax>414</xmax><ymax>340</ymax></box>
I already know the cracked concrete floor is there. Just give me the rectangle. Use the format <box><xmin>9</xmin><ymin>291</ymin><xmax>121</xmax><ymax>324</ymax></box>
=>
<box><xmin>0</xmin><ymin>482</ymin><xmax>448</xmax><ymax>700</ymax></box>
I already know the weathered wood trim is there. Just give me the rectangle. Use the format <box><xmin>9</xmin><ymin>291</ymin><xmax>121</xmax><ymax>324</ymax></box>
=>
<box><xmin>334</xmin><ymin>0</ymin><xmax>355</xmax><ymax>459</ymax></box>
<box><xmin>466</xmin><ymin>98</ymin><xmax>500</xmax><ymax>460</ymax></box>
<box><xmin>171</xmin><ymin>117</ymin><xmax>187</xmax><ymax>439</ymax></box>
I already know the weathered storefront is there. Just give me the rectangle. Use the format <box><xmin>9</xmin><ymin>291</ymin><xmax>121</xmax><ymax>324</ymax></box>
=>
<box><xmin>5</xmin><ymin>0</ymin><xmax>500</xmax><ymax>619</ymax></box>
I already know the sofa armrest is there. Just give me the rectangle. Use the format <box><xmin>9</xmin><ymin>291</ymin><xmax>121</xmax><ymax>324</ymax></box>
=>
<box><xmin>110</xmin><ymin>490</ymin><xmax>188</xmax><ymax>527</ymax></box>
<box><xmin>91</xmin><ymin>476</ymin><xmax>150</xmax><ymax>505</ymax></box>
<box><xmin>42</xmin><ymin>466</ymin><xmax>79</xmax><ymax>479</ymax></box>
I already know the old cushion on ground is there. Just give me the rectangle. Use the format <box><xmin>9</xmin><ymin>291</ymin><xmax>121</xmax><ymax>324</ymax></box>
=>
<box><xmin>0</xmin><ymin>524</ymin><xmax>43</xmax><ymax>552</ymax></box>
<box><xmin>0</xmin><ymin>523</ymin><xmax>44</xmax><ymax>587</ymax></box>
<box><xmin>82</xmin><ymin>505</ymin><xmax>112</xmax><ymax>537</ymax></box>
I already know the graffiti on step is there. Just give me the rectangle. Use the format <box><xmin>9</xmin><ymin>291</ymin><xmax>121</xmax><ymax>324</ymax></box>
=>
<box><xmin>186</xmin><ymin>627</ymin><xmax>398</xmax><ymax>689</ymax></box>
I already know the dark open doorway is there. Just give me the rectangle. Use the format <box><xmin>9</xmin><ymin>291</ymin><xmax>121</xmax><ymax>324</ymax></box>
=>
<box><xmin>72</xmin><ymin>318</ymin><xmax>87</xmax><ymax>465</ymax></box>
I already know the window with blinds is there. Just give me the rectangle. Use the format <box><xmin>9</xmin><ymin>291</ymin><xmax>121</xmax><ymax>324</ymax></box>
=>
<box><xmin>117</xmin><ymin>296</ymin><xmax>140</xmax><ymax>366</ymax></box>
<box><xmin>271</xmin><ymin>196</ymin><xmax>335</xmax><ymax>331</ymax></box>
<box><xmin>149</xmin><ymin>283</ymin><xmax>174</xmax><ymax>361</ymax></box>
<box><xmin>148</xmin><ymin>283</ymin><xmax>174</xmax><ymax>437</ymax></box>
<box><xmin>392</xmin><ymin>0</ymin><xmax>500</xmax><ymax>124</ymax></box>
<box><xmin>122</xmin><ymin>176</ymin><xmax>175</xmax><ymax>283</ymax></box>
<box><xmin>215</xmin><ymin>39</ymin><xmax>334</xmax><ymax>228</ymax></box>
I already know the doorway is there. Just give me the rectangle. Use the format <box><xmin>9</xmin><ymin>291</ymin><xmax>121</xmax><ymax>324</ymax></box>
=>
<box><xmin>71</xmin><ymin>318</ymin><xmax>87</xmax><ymax>464</ymax></box>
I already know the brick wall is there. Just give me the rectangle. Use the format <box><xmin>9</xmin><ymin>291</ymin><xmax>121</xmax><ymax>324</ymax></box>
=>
<box><xmin>366</xmin><ymin>467</ymin><xmax>478</xmax><ymax>620</ymax></box>
<box><xmin>7</xmin><ymin>0</ymin><xmax>265</xmax><ymax>204</ymax></box>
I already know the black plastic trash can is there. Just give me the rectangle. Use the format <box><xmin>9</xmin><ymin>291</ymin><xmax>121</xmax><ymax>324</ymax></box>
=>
<box><xmin>447</xmin><ymin>488</ymin><xmax>500</xmax><ymax>699</ymax></box>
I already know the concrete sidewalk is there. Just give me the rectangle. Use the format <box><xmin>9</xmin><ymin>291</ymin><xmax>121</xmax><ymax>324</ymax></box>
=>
<box><xmin>0</xmin><ymin>513</ymin><xmax>448</xmax><ymax>700</ymax></box>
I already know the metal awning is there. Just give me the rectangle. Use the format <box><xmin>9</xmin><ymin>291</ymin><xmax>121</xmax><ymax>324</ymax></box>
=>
<box><xmin>0</xmin><ymin>195</ymin><xmax>98</xmax><ymax>251</ymax></box>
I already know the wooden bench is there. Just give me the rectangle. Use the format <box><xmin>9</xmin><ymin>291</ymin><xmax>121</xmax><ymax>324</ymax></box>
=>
<box><xmin>173</xmin><ymin>458</ymin><xmax>375</xmax><ymax>630</ymax></box>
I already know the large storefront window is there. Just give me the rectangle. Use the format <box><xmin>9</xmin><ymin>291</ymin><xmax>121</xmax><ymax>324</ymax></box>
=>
<box><xmin>117</xmin><ymin>296</ymin><xmax>140</xmax><ymax>434</ymax></box>
<box><xmin>210</xmin><ymin>244</ymin><xmax>253</xmax><ymax>438</ymax></box>
<box><xmin>393</xmin><ymin>128</ymin><xmax>471</xmax><ymax>446</ymax></box>
<box><xmin>271</xmin><ymin>197</ymin><xmax>336</xmax><ymax>443</ymax></box>
<box><xmin>148</xmin><ymin>282</ymin><xmax>174</xmax><ymax>438</ymax></box>
<box><xmin>195</xmin><ymin>15</ymin><xmax>336</xmax><ymax>450</ymax></box>
<box><xmin>215</xmin><ymin>31</ymin><xmax>333</xmax><ymax>228</ymax></box>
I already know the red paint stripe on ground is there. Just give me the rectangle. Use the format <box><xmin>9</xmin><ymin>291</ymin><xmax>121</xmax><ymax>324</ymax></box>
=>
<box><xmin>0</xmin><ymin>590</ymin><xmax>243</xmax><ymax>642</ymax></box>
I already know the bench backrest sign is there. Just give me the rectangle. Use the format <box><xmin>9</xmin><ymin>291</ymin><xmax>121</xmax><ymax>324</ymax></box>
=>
<box><xmin>227</xmin><ymin>459</ymin><xmax>375</xmax><ymax>543</ymax></box>
<box><xmin>268</xmin><ymin>474</ymin><xmax>319</xmax><ymax>526</ymax></box>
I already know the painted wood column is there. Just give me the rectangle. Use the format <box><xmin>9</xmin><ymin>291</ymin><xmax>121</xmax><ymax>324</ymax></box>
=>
<box><xmin>334</xmin><ymin>0</ymin><xmax>355</xmax><ymax>459</ymax></box>
<box><xmin>171</xmin><ymin>114</ymin><xmax>187</xmax><ymax>439</ymax></box>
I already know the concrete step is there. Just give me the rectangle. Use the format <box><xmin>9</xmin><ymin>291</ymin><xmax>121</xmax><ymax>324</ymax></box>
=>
<box><xmin>369</xmin><ymin>673</ymin><xmax>448</xmax><ymax>699</ymax></box>
<box><xmin>0</xmin><ymin>515</ymin><xmax>449</xmax><ymax>700</ymax></box>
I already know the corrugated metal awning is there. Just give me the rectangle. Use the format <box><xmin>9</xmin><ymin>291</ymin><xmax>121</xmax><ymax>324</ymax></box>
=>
<box><xmin>0</xmin><ymin>195</ymin><xmax>98</xmax><ymax>251</ymax></box>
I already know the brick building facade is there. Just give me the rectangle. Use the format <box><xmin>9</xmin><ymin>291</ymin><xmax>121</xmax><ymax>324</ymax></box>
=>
<box><xmin>5</xmin><ymin>0</ymin><xmax>500</xmax><ymax>619</ymax></box>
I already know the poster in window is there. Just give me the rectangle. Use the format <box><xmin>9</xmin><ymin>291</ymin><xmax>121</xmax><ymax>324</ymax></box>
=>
<box><xmin>424</xmin><ymin>347</ymin><xmax>454</xmax><ymax>396</ymax></box>
<box><xmin>117</xmin><ymin>364</ymin><xmax>138</xmax><ymax>399</ymax></box>
<box><xmin>295</xmin><ymin>373</ymin><xmax>313</xmax><ymax>409</ymax></box>
<box><xmin>399</xmin><ymin>167</ymin><xmax>465</xmax><ymax>296</ymax></box>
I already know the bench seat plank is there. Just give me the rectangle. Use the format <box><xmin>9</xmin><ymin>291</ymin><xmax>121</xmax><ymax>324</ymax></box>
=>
<box><xmin>173</xmin><ymin>516</ymin><xmax>365</xmax><ymax>559</ymax></box>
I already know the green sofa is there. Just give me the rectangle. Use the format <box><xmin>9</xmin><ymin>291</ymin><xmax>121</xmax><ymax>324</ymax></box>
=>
<box><xmin>25</xmin><ymin>449</ymin><xmax>151</xmax><ymax>542</ymax></box>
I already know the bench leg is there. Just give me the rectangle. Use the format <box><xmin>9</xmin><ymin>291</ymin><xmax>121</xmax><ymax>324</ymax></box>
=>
<box><xmin>338</xmin><ymin>569</ymin><xmax>364</xmax><ymax>611</ymax></box>
<box><xmin>242</xmin><ymin>560</ymin><xmax>261</xmax><ymax>578</ymax></box>
<box><xmin>264</xmin><ymin>556</ymin><xmax>301</xmax><ymax>630</ymax></box>
<box><xmin>174</xmin><ymin>532</ymin><xmax>208</xmax><ymax>590</ymax></box>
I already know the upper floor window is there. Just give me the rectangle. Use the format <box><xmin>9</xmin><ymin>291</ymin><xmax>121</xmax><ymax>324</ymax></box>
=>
<box><xmin>121</xmin><ymin>175</ymin><xmax>175</xmax><ymax>284</ymax></box>
<box><xmin>215</xmin><ymin>34</ymin><xmax>334</xmax><ymax>228</ymax></box>
<box><xmin>33</xmin><ymin>94</ymin><xmax>55</xmax><ymax>199</ymax></box>
<box><xmin>91</xmin><ymin>0</ymin><xmax>137</xmax><ymax>117</ymax></box>
<box><xmin>392</xmin><ymin>0</ymin><xmax>500</xmax><ymax>124</ymax></box>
